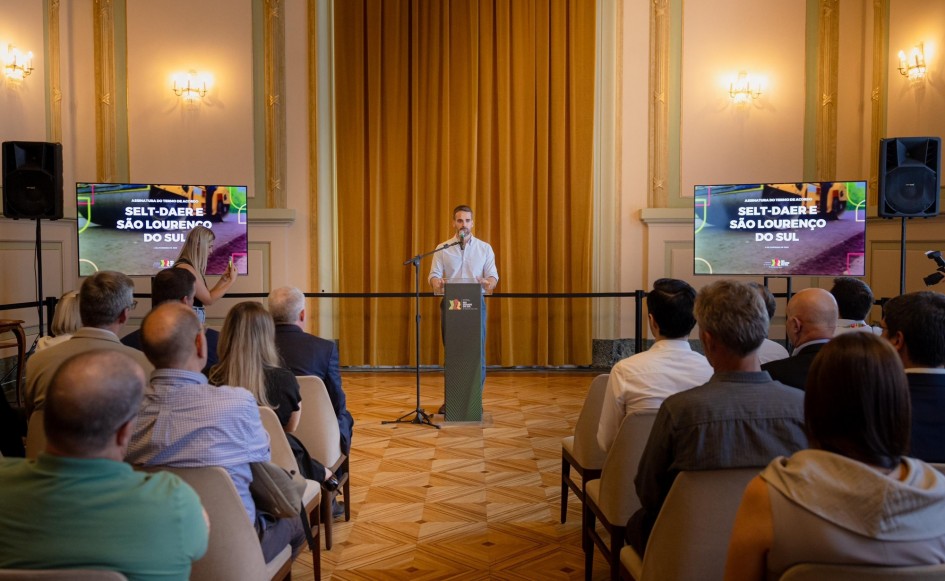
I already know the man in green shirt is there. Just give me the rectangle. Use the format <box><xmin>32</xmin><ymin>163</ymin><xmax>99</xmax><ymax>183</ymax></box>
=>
<box><xmin>0</xmin><ymin>350</ymin><xmax>208</xmax><ymax>580</ymax></box>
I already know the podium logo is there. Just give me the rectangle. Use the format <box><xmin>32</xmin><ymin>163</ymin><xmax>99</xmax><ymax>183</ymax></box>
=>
<box><xmin>449</xmin><ymin>299</ymin><xmax>462</xmax><ymax>310</ymax></box>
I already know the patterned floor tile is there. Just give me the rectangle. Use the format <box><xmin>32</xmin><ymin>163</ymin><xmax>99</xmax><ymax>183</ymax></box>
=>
<box><xmin>290</xmin><ymin>371</ymin><xmax>613</xmax><ymax>580</ymax></box>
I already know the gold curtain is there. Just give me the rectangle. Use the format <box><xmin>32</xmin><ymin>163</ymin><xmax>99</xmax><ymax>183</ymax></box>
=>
<box><xmin>334</xmin><ymin>0</ymin><xmax>596</xmax><ymax>366</ymax></box>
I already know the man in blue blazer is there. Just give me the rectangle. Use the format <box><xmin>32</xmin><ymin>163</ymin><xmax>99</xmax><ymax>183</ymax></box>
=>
<box><xmin>882</xmin><ymin>291</ymin><xmax>945</xmax><ymax>462</ymax></box>
<box><xmin>268</xmin><ymin>286</ymin><xmax>354</xmax><ymax>455</ymax></box>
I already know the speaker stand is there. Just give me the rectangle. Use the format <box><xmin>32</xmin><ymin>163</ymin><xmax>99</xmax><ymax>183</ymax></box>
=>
<box><xmin>899</xmin><ymin>217</ymin><xmax>908</xmax><ymax>297</ymax></box>
<box><xmin>34</xmin><ymin>218</ymin><xmax>46</xmax><ymax>338</ymax></box>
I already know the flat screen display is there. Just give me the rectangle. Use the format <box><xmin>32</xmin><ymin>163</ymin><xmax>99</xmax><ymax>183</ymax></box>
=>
<box><xmin>77</xmin><ymin>183</ymin><xmax>249</xmax><ymax>277</ymax></box>
<box><xmin>693</xmin><ymin>181</ymin><xmax>867</xmax><ymax>276</ymax></box>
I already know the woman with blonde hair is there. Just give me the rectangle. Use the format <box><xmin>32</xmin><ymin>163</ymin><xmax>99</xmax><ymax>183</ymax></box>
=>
<box><xmin>209</xmin><ymin>301</ymin><xmax>338</xmax><ymax>489</ymax></box>
<box><xmin>36</xmin><ymin>291</ymin><xmax>81</xmax><ymax>351</ymax></box>
<box><xmin>174</xmin><ymin>225</ymin><xmax>237</xmax><ymax>318</ymax></box>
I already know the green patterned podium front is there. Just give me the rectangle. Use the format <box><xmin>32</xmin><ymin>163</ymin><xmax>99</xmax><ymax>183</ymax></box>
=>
<box><xmin>443</xmin><ymin>282</ymin><xmax>483</xmax><ymax>421</ymax></box>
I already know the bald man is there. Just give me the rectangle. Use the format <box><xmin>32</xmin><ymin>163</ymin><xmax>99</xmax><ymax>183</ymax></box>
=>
<box><xmin>126</xmin><ymin>302</ymin><xmax>305</xmax><ymax>564</ymax></box>
<box><xmin>0</xmin><ymin>350</ymin><xmax>208</xmax><ymax>576</ymax></box>
<box><xmin>761</xmin><ymin>287</ymin><xmax>838</xmax><ymax>390</ymax></box>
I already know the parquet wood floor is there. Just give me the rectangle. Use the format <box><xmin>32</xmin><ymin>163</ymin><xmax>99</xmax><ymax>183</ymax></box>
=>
<box><xmin>290</xmin><ymin>371</ymin><xmax>613</xmax><ymax>580</ymax></box>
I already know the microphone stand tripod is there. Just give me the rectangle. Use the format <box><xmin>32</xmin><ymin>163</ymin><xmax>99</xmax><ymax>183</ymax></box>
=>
<box><xmin>383</xmin><ymin>239</ymin><xmax>462</xmax><ymax>429</ymax></box>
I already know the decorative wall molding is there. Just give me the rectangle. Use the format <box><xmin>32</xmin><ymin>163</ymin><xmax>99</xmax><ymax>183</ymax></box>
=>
<box><xmin>47</xmin><ymin>0</ymin><xmax>63</xmax><ymax>142</ymax></box>
<box><xmin>308</xmin><ymin>0</ymin><xmax>320</xmax><ymax>325</ymax></box>
<box><xmin>869</xmin><ymin>0</ymin><xmax>888</xmax><ymax>207</ymax></box>
<box><xmin>264</xmin><ymin>0</ymin><xmax>287</xmax><ymax>209</ymax></box>
<box><xmin>249</xmin><ymin>208</ymin><xmax>296</xmax><ymax>224</ymax></box>
<box><xmin>93</xmin><ymin>0</ymin><xmax>118</xmax><ymax>181</ymax></box>
<box><xmin>815</xmin><ymin>0</ymin><xmax>839</xmax><ymax>179</ymax></box>
<box><xmin>648</xmin><ymin>0</ymin><xmax>671</xmax><ymax>207</ymax></box>
<box><xmin>640</xmin><ymin>207</ymin><xmax>690</xmax><ymax>224</ymax></box>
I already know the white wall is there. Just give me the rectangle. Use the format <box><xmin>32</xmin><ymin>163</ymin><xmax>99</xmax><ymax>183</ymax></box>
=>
<box><xmin>125</xmin><ymin>1</ymin><xmax>255</xmax><ymax>186</ymax></box>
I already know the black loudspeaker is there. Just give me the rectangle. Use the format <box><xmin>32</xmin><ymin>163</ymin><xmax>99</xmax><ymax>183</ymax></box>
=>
<box><xmin>878</xmin><ymin>137</ymin><xmax>941</xmax><ymax>218</ymax></box>
<box><xmin>2</xmin><ymin>141</ymin><xmax>64</xmax><ymax>220</ymax></box>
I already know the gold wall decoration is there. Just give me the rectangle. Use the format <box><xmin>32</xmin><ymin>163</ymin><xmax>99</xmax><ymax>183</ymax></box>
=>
<box><xmin>815</xmin><ymin>0</ymin><xmax>839</xmax><ymax>180</ymax></box>
<box><xmin>649</xmin><ymin>0</ymin><xmax>671</xmax><ymax>207</ymax></box>
<box><xmin>264</xmin><ymin>0</ymin><xmax>287</xmax><ymax>209</ymax></box>
<box><xmin>869</xmin><ymin>0</ymin><xmax>888</xmax><ymax>203</ymax></box>
<box><xmin>47</xmin><ymin>0</ymin><xmax>63</xmax><ymax>143</ymax></box>
<box><xmin>93</xmin><ymin>0</ymin><xmax>118</xmax><ymax>182</ymax></box>
<box><xmin>308</xmin><ymin>0</ymin><xmax>320</xmax><ymax>326</ymax></box>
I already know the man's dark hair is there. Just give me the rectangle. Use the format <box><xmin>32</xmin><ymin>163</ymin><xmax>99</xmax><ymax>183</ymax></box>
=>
<box><xmin>45</xmin><ymin>350</ymin><xmax>145</xmax><ymax>456</ymax></box>
<box><xmin>805</xmin><ymin>332</ymin><xmax>910</xmax><ymax>469</ymax></box>
<box><xmin>646</xmin><ymin>278</ymin><xmax>697</xmax><ymax>338</ymax></box>
<box><xmin>883</xmin><ymin>291</ymin><xmax>945</xmax><ymax>367</ymax></box>
<box><xmin>453</xmin><ymin>205</ymin><xmax>473</xmax><ymax>218</ymax></box>
<box><xmin>152</xmin><ymin>268</ymin><xmax>196</xmax><ymax>305</ymax></box>
<box><xmin>830</xmin><ymin>277</ymin><xmax>874</xmax><ymax>321</ymax></box>
<box><xmin>747</xmin><ymin>282</ymin><xmax>777</xmax><ymax>320</ymax></box>
<box><xmin>79</xmin><ymin>271</ymin><xmax>135</xmax><ymax>328</ymax></box>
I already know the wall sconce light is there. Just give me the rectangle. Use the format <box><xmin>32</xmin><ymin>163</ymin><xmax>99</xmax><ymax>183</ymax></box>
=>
<box><xmin>4</xmin><ymin>45</ymin><xmax>34</xmax><ymax>82</ymax></box>
<box><xmin>172</xmin><ymin>70</ymin><xmax>211</xmax><ymax>102</ymax></box>
<box><xmin>729</xmin><ymin>72</ymin><xmax>763</xmax><ymax>105</ymax></box>
<box><xmin>897</xmin><ymin>45</ymin><xmax>927</xmax><ymax>82</ymax></box>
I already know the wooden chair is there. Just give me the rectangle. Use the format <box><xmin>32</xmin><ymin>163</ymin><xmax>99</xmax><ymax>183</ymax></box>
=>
<box><xmin>24</xmin><ymin>410</ymin><xmax>45</xmax><ymax>460</ymax></box>
<box><xmin>294</xmin><ymin>375</ymin><xmax>351</xmax><ymax>550</ymax></box>
<box><xmin>621</xmin><ymin>468</ymin><xmax>759</xmax><ymax>581</ymax></box>
<box><xmin>0</xmin><ymin>570</ymin><xmax>128</xmax><ymax>580</ymax></box>
<box><xmin>779</xmin><ymin>562</ymin><xmax>945</xmax><ymax>580</ymax></box>
<box><xmin>561</xmin><ymin>373</ymin><xmax>610</xmax><ymax>523</ymax></box>
<box><xmin>0</xmin><ymin>319</ymin><xmax>26</xmax><ymax>406</ymax></box>
<box><xmin>156</xmin><ymin>466</ymin><xmax>294</xmax><ymax>581</ymax></box>
<box><xmin>583</xmin><ymin>409</ymin><xmax>657</xmax><ymax>581</ymax></box>
<box><xmin>257</xmin><ymin>405</ymin><xmax>324</xmax><ymax>551</ymax></box>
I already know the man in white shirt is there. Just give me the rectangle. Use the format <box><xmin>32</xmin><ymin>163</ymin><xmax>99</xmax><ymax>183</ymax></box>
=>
<box><xmin>429</xmin><ymin>205</ymin><xmax>498</xmax><ymax>295</ymax></box>
<box><xmin>596</xmin><ymin>279</ymin><xmax>713</xmax><ymax>452</ymax></box>
<box><xmin>429</xmin><ymin>205</ymin><xmax>499</xmax><ymax>396</ymax></box>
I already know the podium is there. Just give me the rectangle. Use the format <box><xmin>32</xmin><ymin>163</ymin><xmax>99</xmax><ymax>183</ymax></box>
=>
<box><xmin>442</xmin><ymin>281</ymin><xmax>485</xmax><ymax>421</ymax></box>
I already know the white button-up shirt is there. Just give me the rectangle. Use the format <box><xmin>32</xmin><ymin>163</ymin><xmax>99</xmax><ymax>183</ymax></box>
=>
<box><xmin>428</xmin><ymin>234</ymin><xmax>498</xmax><ymax>285</ymax></box>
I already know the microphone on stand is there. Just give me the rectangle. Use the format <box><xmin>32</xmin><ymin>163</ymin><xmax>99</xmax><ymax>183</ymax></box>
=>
<box><xmin>459</xmin><ymin>231</ymin><xmax>466</xmax><ymax>250</ymax></box>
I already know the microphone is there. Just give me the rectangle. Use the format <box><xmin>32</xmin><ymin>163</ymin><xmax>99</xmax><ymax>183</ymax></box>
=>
<box><xmin>459</xmin><ymin>231</ymin><xmax>466</xmax><ymax>249</ymax></box>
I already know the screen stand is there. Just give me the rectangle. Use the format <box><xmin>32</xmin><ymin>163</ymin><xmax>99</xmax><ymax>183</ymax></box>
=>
<box><xmin>899</xmin><ymin>217</ymin><xmax>908</xmax><ymax>296</ymax></box>
<box><xmin>34</xmin><ymin>218</ymin><xmax>46</xmax><ymax>340</ymax></box>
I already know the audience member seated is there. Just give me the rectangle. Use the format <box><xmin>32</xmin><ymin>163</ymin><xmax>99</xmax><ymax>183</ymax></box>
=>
<box><xmin>748</xmin><ymin>282</ymin><xmax>790</xmax><ymax>364</ymax></box>
<box><xmin>0</xmin><ymin>395</ymin><xmax>25</xmax><ymax>457</ymax></box>
<box><xmin>883</xmin><ymin>291</ymin><xmax>945</xmax><ymax>462</ymax></box>
<box><xmin>596</xmin><ymin>278</ymin><xmax>712</xmax><ymax>452</ymax></box>
<box><xmin>830</xmin><ymin>276</ymin><xmax>882</xmax><ymax>335</ymax></box>
<box><xmin>627</xmin><ymin>279</ymin><xmax>807</xmax><ymax>554</ymax></box>
<box><xmin>35</xmin><ymin>290</ymin><xmax>80</xmax><ymax>351</ymax></box>
<box><xmin>122</xmin><ymin>267</ymin><xmax>220</xmax><ymax>373</ymax></box>
<box><xmin>126</xmin><ymin>302</ymin><xmax>305</xmax><ymax>564</ymax></box>
<box><xmin>761</xmin><ymin>287</ymin><xmax>837</xmax><ymax>390</ymax></box>
<box><xmin>269</xmin><ymin>286</ymin><xmax>354</xmax><ymax>455</ymax></box>
<box><xmin>725</xmin><ymin>333</ymin><xmax>945</xmax><ymax>581</ymax></box>
<box><xmin>24</xmin><ymin>271</ymin><xmax>153</xmax><ymax>416</ymax></box>
<box><xmin>0</xmin><ymin>349</ymin><xmax>208</xmax><ymax>577</ymax></box>
<box><xmin>208</xmin><ymin>301</ymin><xmax>339</xmax><ymax>494</ymax></box>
